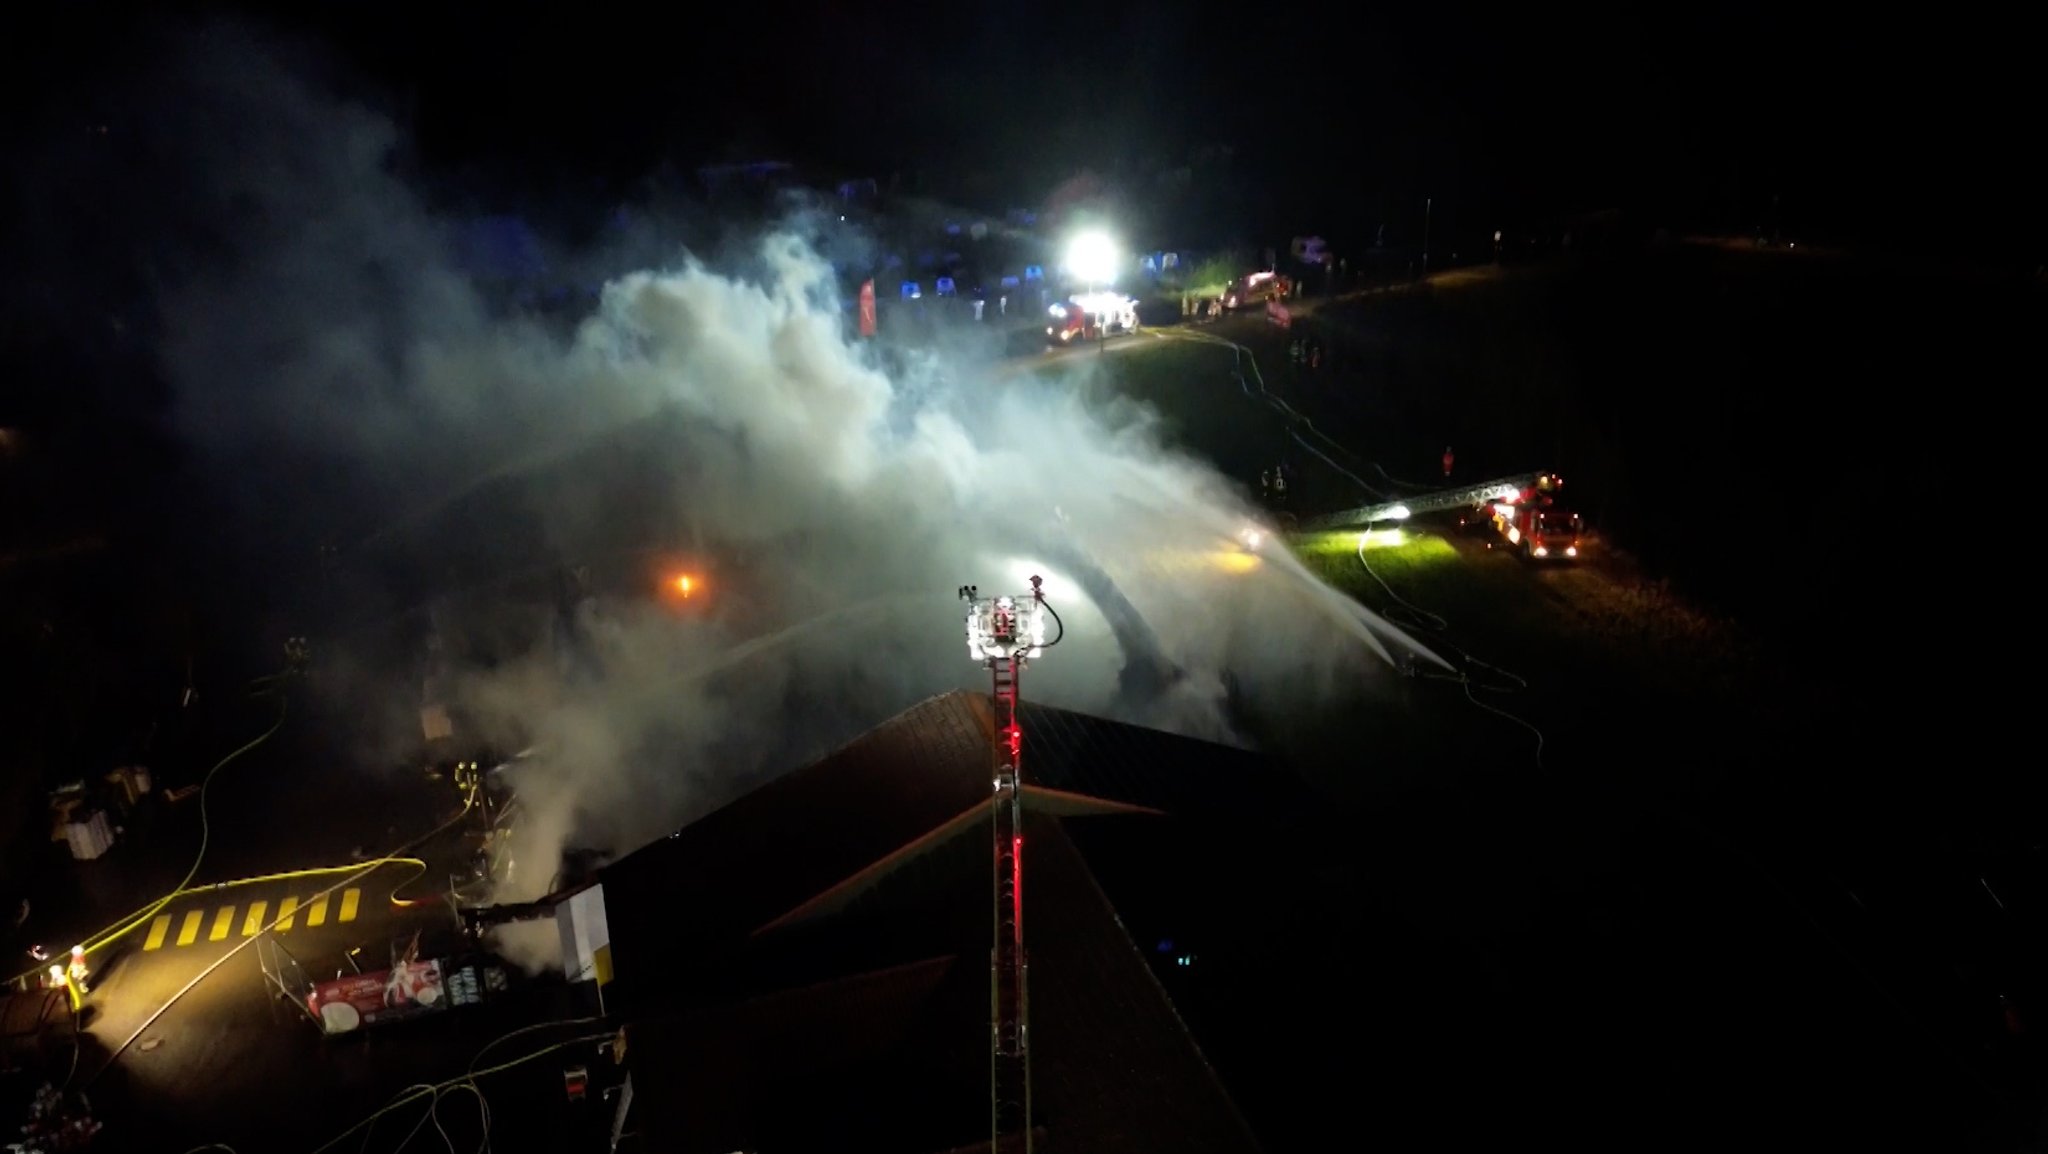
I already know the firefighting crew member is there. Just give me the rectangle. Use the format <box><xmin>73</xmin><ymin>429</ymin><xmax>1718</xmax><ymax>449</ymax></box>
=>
<box><xmin>1442</xmin><ymin>446</ymin><xmax>1455</xmax><ymax>478</ymax></box>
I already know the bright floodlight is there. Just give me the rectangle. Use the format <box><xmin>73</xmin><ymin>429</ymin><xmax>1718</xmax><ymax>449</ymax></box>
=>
<box><xmin>1064</xmin><ymin>230</ymin><xmax>1120</xmax><ymax>286</ymax></box>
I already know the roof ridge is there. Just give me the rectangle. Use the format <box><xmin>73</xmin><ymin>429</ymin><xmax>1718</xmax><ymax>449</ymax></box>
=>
<box><xmin>750</xmin><ymin>800</ymin><xmax>990</xmax><ymax>937</ymax></box>
<box><xmin>1042</xmin><ymin>821</ymin><xmax>1271</xmax><ymax>1154</ymax></box>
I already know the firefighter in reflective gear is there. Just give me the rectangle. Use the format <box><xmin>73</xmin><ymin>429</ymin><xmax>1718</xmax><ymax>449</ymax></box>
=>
<box><xmin>1271</xmin><ymin>464</ymin><xmax>1288</xmax><ymax>503</ymax></box>
<box><xmin>1259</xmin><ymin>469</ymin><xmax>1272</xmax><ymax>499</ymax></box>
<box><xmin>67</xmin><ymin>945</ymin><xmax>89</xmax><ymax>994</ymax></box>
<box><xmin>1442</xmin><ymin>446</ymin><xmax>1455</xmax><ymax>478</ymax></box>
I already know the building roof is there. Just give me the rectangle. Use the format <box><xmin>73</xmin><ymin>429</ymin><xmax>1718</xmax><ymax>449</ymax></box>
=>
<box><xmin>626</xmin><ymin>813</ymin><xmax>1262</xmax><ymax>1154</ymax></box>
<box><xmin>597</xmin><ymin>690</ymin><xmax>1317</xmax><ymax>1006</ymax></box>
<box><xmin>600</xmin><ymin>689</ymin><xmax>1300</xmax><ymax>1154</ymax></box>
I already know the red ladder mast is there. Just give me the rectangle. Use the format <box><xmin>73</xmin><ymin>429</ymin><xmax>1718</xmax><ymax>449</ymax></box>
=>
<box><xmin>961</xmin><ymin>577</ymin><xmax>1052</xmax><ymax>1154</ymax></box>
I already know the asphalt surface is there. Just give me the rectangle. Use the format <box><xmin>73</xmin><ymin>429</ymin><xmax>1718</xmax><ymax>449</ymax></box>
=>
<box><xmin>17</xmin><ymin>771</ymin><xmax>617</xmax><ymax>1154</ymax></box>
<box><xmin>75</xmin><ymin>861</ymin><xmax>446</xmax><ymax>1124</ymax></box>
<box><xmin>0</xmin><ymin>681</ymin><xmax>586</xmax><ymax>1151</ymax></box>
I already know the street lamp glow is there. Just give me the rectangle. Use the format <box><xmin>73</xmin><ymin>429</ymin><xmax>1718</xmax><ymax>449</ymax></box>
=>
<box><xmin>1063</xmin><ymin>230</ymin><xmax>1120</xmax><ymax>287</ymax></box>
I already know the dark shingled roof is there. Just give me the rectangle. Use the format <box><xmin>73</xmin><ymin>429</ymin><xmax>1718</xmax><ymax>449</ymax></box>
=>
<box><xmin>599</xmin><ymin>691</ymin><xmax>992</xmax><ymax>1009</ymax></box>
<box><xmin>599</xmin><ymin>692</ymin><xmax>1318</xmax><ymax>1005</ymax></box>
<box><xmin>626</xmin><ymin>815</ymin><xmax>1262</xmax><ymax>1154</ymax></box>
<box><xmin>601</xmin><ymin>689</ymin><xmax>1309</xmax><ymax>1153</ymax></box>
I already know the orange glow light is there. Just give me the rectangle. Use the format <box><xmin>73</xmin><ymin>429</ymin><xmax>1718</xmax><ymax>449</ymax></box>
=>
<box><xmin>675</xmin><ymin>575</ymin><xmax>695</xmax><ymax>598</ymax></box>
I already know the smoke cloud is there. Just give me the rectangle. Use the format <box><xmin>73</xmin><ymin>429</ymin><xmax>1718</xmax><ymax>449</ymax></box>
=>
<box><xmin>139</xmin><ymin>26</ymin><xmax>1438</xmax><ymax>929</ymax></box>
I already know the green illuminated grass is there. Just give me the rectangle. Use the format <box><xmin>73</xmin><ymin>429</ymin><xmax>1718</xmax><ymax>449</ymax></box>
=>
<box><xmin>1285</xmin><ymin>522</ymin><xmax>1763</xmax><ymax>715</ymax></box>
<box><xmin>1293</xmin><ymin>528</ymin><xmax>1459</xmax><ymax>570</ymax></box>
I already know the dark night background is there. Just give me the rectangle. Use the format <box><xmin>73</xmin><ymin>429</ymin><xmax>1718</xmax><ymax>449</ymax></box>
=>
<box><xmin>7</xmin><ymin>4</ymin><xmax>2040</xmax><ymax>257</ymax></box>
<box><xmin>4</xmin><ymin>2</ymin><xmax>2044</xmax><ymax>1150</ymax></box>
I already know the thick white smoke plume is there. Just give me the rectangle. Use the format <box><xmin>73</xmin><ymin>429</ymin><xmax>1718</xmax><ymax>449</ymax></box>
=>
<box><xmin>145</xmin><ymin>27</ymin><xmax>1441</xmax><ymax>930</ymax></box>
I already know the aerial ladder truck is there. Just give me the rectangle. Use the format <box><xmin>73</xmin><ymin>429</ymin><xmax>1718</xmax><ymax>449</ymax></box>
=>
<box><xmin>1300</xmin><ymin>471</ymin><xmax>1586</xmax><ymax>560</ymax></box>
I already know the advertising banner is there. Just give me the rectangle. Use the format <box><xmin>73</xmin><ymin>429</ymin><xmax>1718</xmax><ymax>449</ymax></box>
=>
<box><xmin>309</xmin><ymin>958</ymin><xmax>454</xmax><ymax>1035</ymax></box>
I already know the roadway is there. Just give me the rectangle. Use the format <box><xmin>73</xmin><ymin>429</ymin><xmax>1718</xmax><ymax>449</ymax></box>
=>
<box><xmin>78</xmin><ymin>859</ymin><xmax>447</xmax><ymax>1078</ymax></box>
<box><xmin>4</xmin><ymin>713</ymin><xmax>519</xmax><ymax>1149</ymax></box>
<box><xmin>58</xmin><ymin>847</ymin><xmax>599</xmax><ymax>1153</ymax></box>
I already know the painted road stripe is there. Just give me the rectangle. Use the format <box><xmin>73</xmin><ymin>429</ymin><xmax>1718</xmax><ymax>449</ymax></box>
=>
<box><xmin>143</xmin><ymin>915</ymin><xmax>172</xmax><ymax>951</ymax></box>
<box><xmin>176</xmin><ymin>910</ymin><xmax>204</xmax><ymax>947</ymax></box>
<box><xmin>339</xmin><ymin>888</ymin><xmax>360</xmax><ymax>922</ymax></box>
<box><xmin>209</xmin><ymin>907</ymin><xmax>235</xmax><ymax>942</ymax></box>
<box><xmin>242</xmin><ymin>900</ymin><xmax>268</xmax><ymax>936</ymax></box>
<box><xmin>275</xmin><ymin>896</ymin><xmax>298</xmax><ymax>931</ymax></box>
<box><xmin>306</xmin><ymin>894</ymin><xmax>329</xmax><ymax>927</ymax></box>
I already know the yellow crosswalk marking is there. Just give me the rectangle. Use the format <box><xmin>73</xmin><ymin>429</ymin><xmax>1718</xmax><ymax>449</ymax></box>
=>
<box><xmin>339</xmin><ymin>888</ymin><xmax>361</xmax><ymax>922</ymax></box>
<box><xmin>306</xmin><ymin>894</ymin><xmax>329</xmax><ymax>927</ymax></box>
<box><xmin>276</xmin><ymin>896</ymin><xmax>298</xmax><ymax>931</ymax></box>
<box><xmin>242</xmin><ymin>900</ymin><xmax>268</xmax><ymax>936</ymax></box>
<box><xmin>176</xmin><ymin>910</ymin><xmax>203</xmax><ymax>947</ymax></box>
<box><xmin>209</xmin><ymin>907</ymin><xmax>235</xmax><ymax>941</ymax></box>
<box><xmin>143</xmin><ymin>915</ymin><xmax>172</xmax><ymax>951</ymax></box>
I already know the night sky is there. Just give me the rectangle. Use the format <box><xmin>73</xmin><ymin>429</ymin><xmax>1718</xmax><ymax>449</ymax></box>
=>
<box><xmin>4</xmin><ymin>3</ymin><xmax>2041</xmax><ymax>255</ymax></box>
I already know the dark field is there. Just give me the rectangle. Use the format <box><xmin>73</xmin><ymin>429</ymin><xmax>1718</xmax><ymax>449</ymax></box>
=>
<box><xmin>1064</xmin><ymin>252</ymin><xmax>2046</xmax><ymax>1150</ymax></box>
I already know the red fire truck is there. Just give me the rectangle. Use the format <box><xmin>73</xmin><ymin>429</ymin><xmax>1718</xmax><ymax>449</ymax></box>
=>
<box><xmin>1473</xmin><ymin>473</ymin><xmax>1584</xmax><ymax>560</ymax></box>
<box><xmin>1046</xmin><ymin>292</ymin><xmax>1140</xmax><ymax>345</ymax></box>
<box><xmin>1300</xmin><ymin>470</ymin><xmax>1588</xmax><ymax>563</ymax></box>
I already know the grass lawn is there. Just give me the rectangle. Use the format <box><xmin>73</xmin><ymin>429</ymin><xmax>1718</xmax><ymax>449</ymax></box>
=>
<box><xmin>1021</xmin><ymin>300</ymin><xmax>2017</xmax><ymax>1149</ymax></box>
<box><xmin>1283</xmin><ymin>514</ymin><xmax>1809</xmax><ymax>805</ymax></box>
<box><xmin>1025</xmin><ymin>323</ymin><xmax>1806</xmax><ymax>799</ymax></box>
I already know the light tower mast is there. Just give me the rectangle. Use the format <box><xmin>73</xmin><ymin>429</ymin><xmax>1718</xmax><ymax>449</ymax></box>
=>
<box><xmin>960</xmin><ymin>576</ymin><xmax>1057</xmax><ymax>1154</ymax></box>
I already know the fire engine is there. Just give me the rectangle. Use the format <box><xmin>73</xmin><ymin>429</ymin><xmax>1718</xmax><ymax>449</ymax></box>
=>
<box><xmin>1458</xmin><ymin>473</ymin><xmax>1584</xmax><ymax>559</ymax></box>
<box><xmin>1300</xmin><ymin>470</ymin><xmax>1589</xmax><ymax>563</ymax></box>
<box><xmin>1222</xmin><ymin>271</ymin><xmax>1289</xmax><ymax>311</ymax></box>
<box><xmin>1485</xmin><ymin>499</ymin><xmax>1582</xmax><ymax>559</ymax></box>
<box><xmin>1047</xmin><ymin>292</ymin><xmax>1141</xmax><ymax>345</ymax></box>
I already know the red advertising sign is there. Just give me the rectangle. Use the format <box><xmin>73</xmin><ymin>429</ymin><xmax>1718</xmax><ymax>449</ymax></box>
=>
<box><xmin>308</xmin><ymin>958</ymin><xmax>448</xmax><ymax>1034</ymax></box>
<box><xmin>858</xmin><ymin>279</ymin><xmax>878</xmax><ymax>338</ymax></box>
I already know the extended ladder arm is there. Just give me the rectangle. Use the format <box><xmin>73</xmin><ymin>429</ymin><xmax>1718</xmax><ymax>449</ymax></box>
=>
<box><xmin>1299</xmin><ymin>472</ymin><xmax>1549</xmax><ymax>531</ymax></box>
